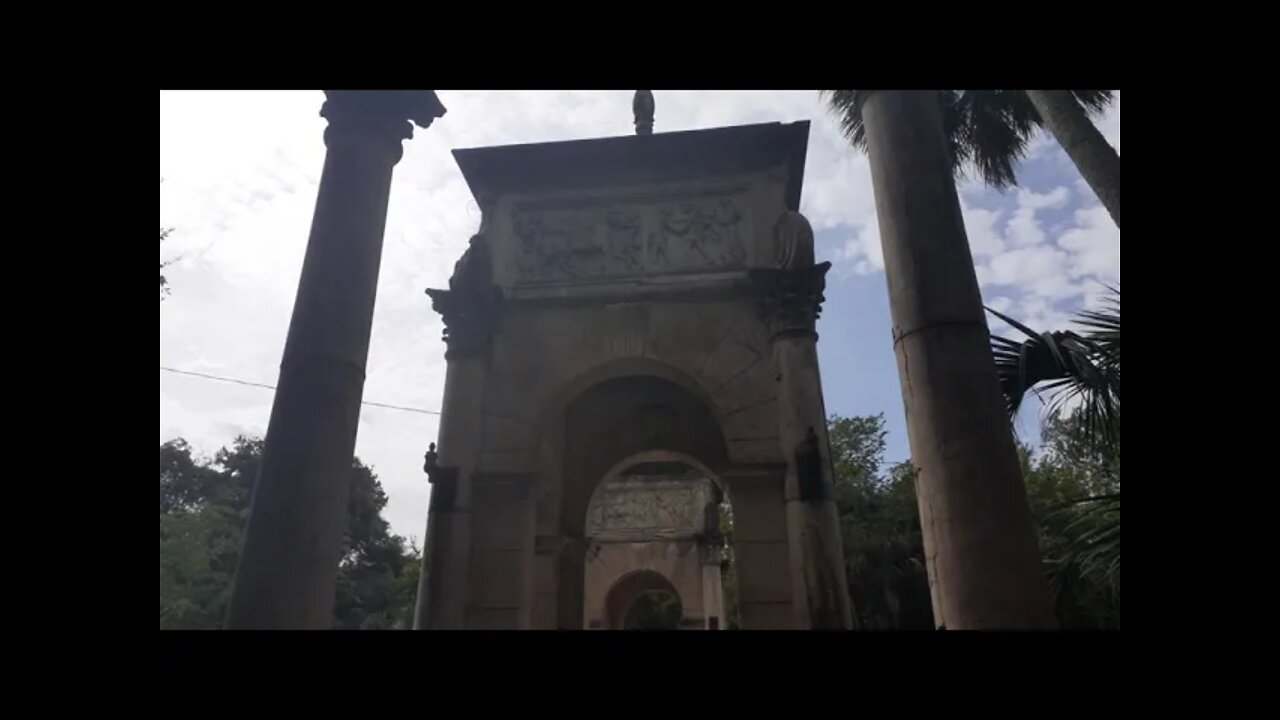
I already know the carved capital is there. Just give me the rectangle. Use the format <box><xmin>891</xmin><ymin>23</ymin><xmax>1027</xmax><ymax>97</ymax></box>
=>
<box><xmin>749</xmin><ymin>262</ymin><xmax>831</xmax><ymax>341</ymax></box>
<box><xmin>425</xmin><ymin>286</ymin><xmax>501</xmax><ymax>357</ymax></box>
<box><xmin>320</xmin><ymin>90</ymin><xmax>446</xmax><ymax>163</ymax></box>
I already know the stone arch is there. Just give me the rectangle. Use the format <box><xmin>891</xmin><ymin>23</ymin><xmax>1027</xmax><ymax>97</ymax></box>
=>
<box><xmin>560</xmin><ymin>374</ymin><xmax>728</xmax><ymax>538</ymax></box>
<box><xmin>589</xmin><ymin>449</ymin><xmax>728</xmax><ymax>507</ymax></box>
<box><xmin>552</xmin><ymin>372</ymin><xmax>729</xmax><ymax>628</ymax></box>
<box><xmin>604</xmin><ymin>570</ymin><xmax>682</xmax><ymax>630</ymax></box>
<box><xmin>581</xmin><ymin>450</ymin><xmax>731</xmax><ymax>630</ymax></box>
<box><xmin>415</xmin><ymin>121</ymin><xmax>853</xmax><ymax>631</ymax></box>
<box><xmin>537</xmin><ymin>358</ymin><xmax>731</xmax><ymax>451</ymax></box>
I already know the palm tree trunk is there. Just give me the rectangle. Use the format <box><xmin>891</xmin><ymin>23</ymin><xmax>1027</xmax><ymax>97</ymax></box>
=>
<box><xmin>1026</xmin><ymin>90</ymin><xmax>1120</xmax><ymax>228</ymax></box>
<box><xmin>859</xmin><ymin>90</ymin><xmax>1056</xmax><ymax>629</ymax></box>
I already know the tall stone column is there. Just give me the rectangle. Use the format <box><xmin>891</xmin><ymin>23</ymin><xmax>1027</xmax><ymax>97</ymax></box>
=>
<box><xmin>413</xmin><ymin>233</ymin><xmax>499</xmax><ymax>629</ymax></box>
<box><xmin>226</xmin><ymin>91</ymin><xmax>445</xmax><ymax>630</ymax></box>
<box><xmin>860</xmin><ymin>90</ymin><xmax>1054</xmax><ymax>629</ymax></box>
<box><xmin>750</xmin><ymin>211</ymin><xmax>853</xmax><ymax>630</ymax></box>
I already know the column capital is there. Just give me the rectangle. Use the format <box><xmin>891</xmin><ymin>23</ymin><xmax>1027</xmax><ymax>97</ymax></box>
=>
<box><xmin>427</xmin><ymin>230</ymin><xmax>500</xmax><ymax>357</ymax></box>
<box><xmin>426</xmin><ymin>286</ymin><xmax>502</xmax><ymax>357</ymax></box>
<box><xmin>320</xmin><ymin>90</ymin><xmax>446</xmax><ymax>162</ymax></box>
<box><xmin>749</xmin><ymin>262</ymin><xmax>831</xmax><ymax>342</ymax></box>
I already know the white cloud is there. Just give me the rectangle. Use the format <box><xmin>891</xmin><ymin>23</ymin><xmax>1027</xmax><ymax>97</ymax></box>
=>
<box><xmin>1059</xmin><ymin>204</ymin><xmax>1121</xmax><ymax>283</ymax></box>
<box><xmin>961</xmin><ymin>201</ymin><xmax>1006</xmax><ymax>258</ymax></box>
<box><xmin>1009</xmin><ymin>186</ymin><xmax>1070</xmax><ymax>248</ymax></box>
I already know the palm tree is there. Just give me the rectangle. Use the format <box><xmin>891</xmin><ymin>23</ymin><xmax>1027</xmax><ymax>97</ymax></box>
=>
<box><xmin>1025</xmin><ymin>91</ymin><xmax>1120</xmax><ymax>228</ymax></box>
<box><xmin>824</xmin><ymin>90</ymin><xmax>1119</xmax><ymax>226</ymax></box>
<box><xmin>986</xmin><ymin>288</ymin><xmax>1120</xmax><ymax>600</ymax></box>
<box><xmin>853</xmin><ymin>91</ymin><xmax>1056</xmax><ymax>629</ymax></box>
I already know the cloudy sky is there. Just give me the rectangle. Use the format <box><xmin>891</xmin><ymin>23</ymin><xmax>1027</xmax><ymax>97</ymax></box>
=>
<box><xmin>159</xmin><ymin>90</ymin><xmax>1120</xmax><ymax>546</ymax></box>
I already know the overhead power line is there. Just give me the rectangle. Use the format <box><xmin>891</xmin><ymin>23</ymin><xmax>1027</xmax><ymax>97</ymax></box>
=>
<box><xmin>160</xmin><ymin>365</ymin><xmax>442</xmax><ymax>416</ymax></box>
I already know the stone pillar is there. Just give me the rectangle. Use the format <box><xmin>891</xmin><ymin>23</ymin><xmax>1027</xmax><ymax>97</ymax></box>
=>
<box><xmin>750</xmin><ymin>211</ymin><xmax>854</xmax><ymax>630</ymax></box>
<box><xmin>701</xmin><ymin>544</ymin><xmax>727</xmax><ymax>630</ymax></box>
<box><xmin>413</xmin><ymin>266</ymin><xmax>500</xmax><ymax>629</ymax></box>
<box><xmin>225</xmin><ymin>91</ymin><xmax>445</xmax><ymax>630</ymax></box>
<box><xmin>860</xmin><ymin>90</ymin><xmax>1054</xmax><ymax>629</ymax></box>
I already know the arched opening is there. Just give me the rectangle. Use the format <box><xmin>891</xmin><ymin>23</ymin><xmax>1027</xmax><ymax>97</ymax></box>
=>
<box><xmin>605</xmin><ymin>570</ymin><xmax>683</xmax><ymax>630</ymax></box>
<box><xmin>556</xmin><ymin>374</ymin><xmax>735</xmax><ymax>629</ymax></box>
<box><xmin>580</xmin><ymin>450</ymin><xmax>738</xmax><ymax>630</ymax></box>
<box><xmin>623</xmin><ymin>590</ymin><xmax>683</xmax><ymax>630</ymax></box>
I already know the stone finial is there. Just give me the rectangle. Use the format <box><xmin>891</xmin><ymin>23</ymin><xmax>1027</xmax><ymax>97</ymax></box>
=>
<box><xmin>773</xmin><ymin>210</ymin><xmax>816</xmax><ymax>270</ymax></box>
<box><xmin>633</xmin><ymin>91</ymin><xmax>655</xmax><ymax>136</ymax></box>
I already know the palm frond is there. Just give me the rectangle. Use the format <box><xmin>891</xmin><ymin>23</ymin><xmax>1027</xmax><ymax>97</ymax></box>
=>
<box><xmin>823</xmin><ymin>90</ymin><xmax>972</xmax><ymax>184</ymax></box>
<box><xmin>985</xmin><ymin>287</ymin><xmax>1119</xmax><ymax>454</ymax></box>
<box><xmin>823</xmin><ymin>89</ymin><xmax>1115</xmax><ymax>193</ymax></box>
<box><xmin>1070</xmin><ymin>90</ymin><xmax>1115</xmax><ymax>119</ymax></box>
<box><xmin>955</xmin><ymin>91</ymin><xmax>1037</xmax><ymax>189</ymax></box>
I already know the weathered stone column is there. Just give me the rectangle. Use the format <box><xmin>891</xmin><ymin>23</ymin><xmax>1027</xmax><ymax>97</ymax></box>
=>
<box><xmin>701</xmin><ymin>544</ymin><xmax>727</xmax><ymax>630</ymax></box>
<box><xmin>860</xmin><ymin>90</ymin><xmax>1054</xmax><ymax>629</ymax></box>
<box><xmin>750</xmin><ymin>211</ymin><xmax>853</xmax><ymax>630</ymax></box>
<box><xmin>413</xmin><ymin>234</ymin><xmax>499</xmax><ymax>629</ymax></box>
<box><xmin>226</xmin><ymin>91</ymin><xmax>445</xmax><ymax>630</ymax></box>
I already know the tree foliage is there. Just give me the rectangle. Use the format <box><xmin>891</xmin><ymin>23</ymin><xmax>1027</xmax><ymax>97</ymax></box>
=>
<box><xmin>1020</xmin><ymin>413</ymin><xmax>1120</xmax><ymax>628</ymax></box>
<box><xmin>826</xmin><ymin>411</ymin><xmax>1119</xmax><ymax>630</ymax></box>
<box><xmin>158</xmin><ymin>437</ymin><xmax>420</xmax><ymax>629</ymax></box>
<box><xmin>829</xmin><ymin>414</ymin><xmax>934</xmax><ymax>629</ymax></box>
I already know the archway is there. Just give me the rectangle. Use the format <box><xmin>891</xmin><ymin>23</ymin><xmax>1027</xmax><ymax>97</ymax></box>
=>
<box><xmin>555</xmin><ymin>374</ymin><xmax>731</xmax><ymax>629</ymax></box>
<box><xmin>415</xmin><ymin>119</ymin><xmax>855</xmax><ymax>630</ymax></box>
<box><xmin>605</xmin><ymin>570</ymin><xmax>683</xmax><ymax>630</ymax></box>
<box><xmin>581</xmin><ymin>451</ymin><xmax>736</xmax><ymax>630</ymax></box>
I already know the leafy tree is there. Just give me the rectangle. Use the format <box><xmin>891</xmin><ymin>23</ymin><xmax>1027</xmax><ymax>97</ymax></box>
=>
<box><xmin>1020</xmin><ymin>414</ymin><xmax>1120</xmax><ymax>628</ymax></box>
<box><xmin>159</xmin><ymin>436</ymin><xmax>419</xmax><ymax>629</ymax></box>
<box><xmin>825</xmin><ymin>410</ymin><xmax>1119</xmax><ymax>630</ymax></box>
<box><xmin>828</xmin><ymin>413</ymin><xmax>933</xmax><ymax>630</ymax></box>
<box><xmin>823</xmin><ymin>90</ymin><xmax>1118</xmax><ymax>226</ymax></box>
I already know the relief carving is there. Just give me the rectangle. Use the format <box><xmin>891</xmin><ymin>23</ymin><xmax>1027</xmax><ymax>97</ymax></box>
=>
<box><xmin>586</xmin><ymin>478</ymin><xmax>713</xmax><ymax>539</ymax></box>
<box><xmin>650</xmin><ymin>198</ymin><xmax>745</xmax><ymax>272</ymax></box>
<box><xmin>512</xmin><ymin>211</ymin><xmax>604</xmax><ymax>281</ymax></box>
<box><xmin>511</xmin><ymin>196</ymin><xmax>745</xmax><ymax>283</ymax></box>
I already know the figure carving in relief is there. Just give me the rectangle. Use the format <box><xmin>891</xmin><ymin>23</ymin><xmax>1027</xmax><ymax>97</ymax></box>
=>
<box><xmin>606</xmin><ymin>210</ymin><xmax>643</xmax><ymax>271</ymax></box>
<box><xmin>696</xmin><ymin>198</ymin><xmax>745</xmax><ymax>265</ymax></box>
<box><xmin>653</xmin><ymin>198</ymin><xmax>744</xmax><ymax>270</ymax></box>
<box><xmin>512</xmin><ymin>211</ymin><xmax>602</xmax><ymax>280</ymax></box>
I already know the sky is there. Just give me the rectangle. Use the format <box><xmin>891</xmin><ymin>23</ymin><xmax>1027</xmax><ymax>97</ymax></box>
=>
<box><xmin>159</xmin><ymin>90</ymin><xmax>1120</xmax><ymax>547</ymax></box>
